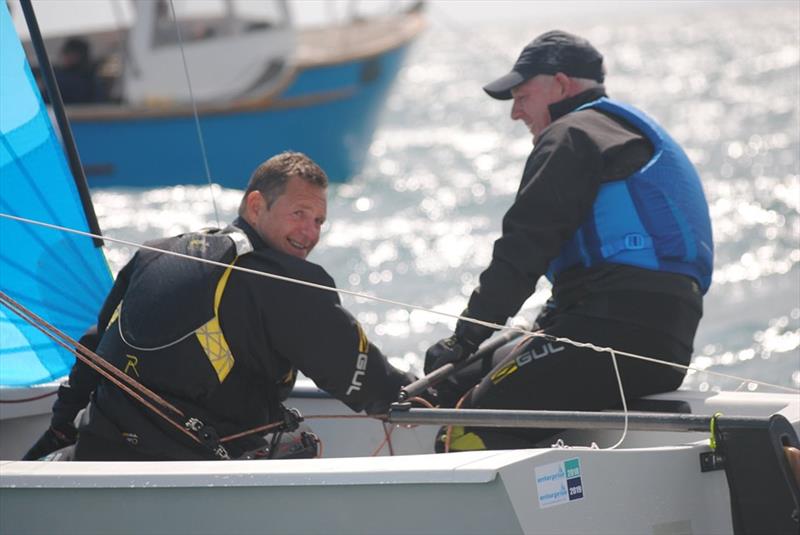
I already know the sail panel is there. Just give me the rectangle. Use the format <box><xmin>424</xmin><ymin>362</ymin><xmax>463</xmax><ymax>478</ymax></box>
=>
<box><xmin>0</xmin><ymin>3</ymin><xmax>112</xmax><ymax>387</ymax></box>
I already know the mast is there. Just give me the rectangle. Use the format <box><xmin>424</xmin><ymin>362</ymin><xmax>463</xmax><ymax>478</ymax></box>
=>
<box><xmin>18</xmin><ymin>0</ymin><xmax>104</xmax><ymax>247</ymax></box>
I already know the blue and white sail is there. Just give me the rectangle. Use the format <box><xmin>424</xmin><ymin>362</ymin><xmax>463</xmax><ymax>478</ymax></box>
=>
<box><xmin>0</xmin><ymin>2</ymin><xmax>112</xmax><ymax>387</ymax></box>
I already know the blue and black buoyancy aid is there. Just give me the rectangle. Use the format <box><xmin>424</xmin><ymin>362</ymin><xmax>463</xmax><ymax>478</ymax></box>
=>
<box><xmin>547</xmin><ymin>98</ymin><xmax>714</xmax><ymax>293</ymax></box>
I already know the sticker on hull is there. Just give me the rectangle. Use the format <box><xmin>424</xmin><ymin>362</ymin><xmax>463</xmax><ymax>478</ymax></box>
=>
<box><xmin>535</xmin><ymin>457</ymin><xmax>585</xmax><ymax>508</ymax></box>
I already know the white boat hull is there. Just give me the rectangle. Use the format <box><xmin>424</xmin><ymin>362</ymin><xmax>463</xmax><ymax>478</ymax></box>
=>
<box><xmin>2</xmin><ymin>388</ymin><xmax>798</xmax><ymax>534</ymax></box>
<box><xmin>1</xmin><ymin>444</ymin><xmax>734</xmax><ymax>534</ymax></box>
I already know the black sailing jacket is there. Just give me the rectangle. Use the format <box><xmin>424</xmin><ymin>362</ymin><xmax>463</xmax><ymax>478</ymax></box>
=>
<box><xmin>68</xmin><ymin>218</ymin><xmax>408</xmax><ymax>460</ymax></box>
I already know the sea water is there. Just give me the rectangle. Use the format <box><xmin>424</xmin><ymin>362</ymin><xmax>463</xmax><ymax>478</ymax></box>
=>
<box><xmin>91</xmin><ymin>2</ymin><xmax>799</xmax><ymax>392</ymax></box>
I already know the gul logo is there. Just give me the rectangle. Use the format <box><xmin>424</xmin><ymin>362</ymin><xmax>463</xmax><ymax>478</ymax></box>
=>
<box><xmin>490</xmin><ymin>343</ymin><xmax>565</xmax><ymax>384</ymax></box>
<box><xmin>535</xmin><ymin>457</ymin><xmax>585</xmax><ymax>508</ymax></box>
<box><xmin>346</xmin><ymin>353</ymin><xmax>368</xmax><ymax>395</ymax></box>
<box><xmin>516</xmin><ymin>342</ymin><xmax>564</xmax><ymax>366</ymax></box>
<box><xmin>347</xmin><ymin>323</ymin><xmax>370</xmax><ymax>395</ymax></box>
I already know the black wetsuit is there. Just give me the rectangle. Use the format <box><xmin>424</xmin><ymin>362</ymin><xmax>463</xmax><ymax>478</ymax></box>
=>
<box><xmin>441</xmin><ymin>88</ymin><xmax>705</xmax><ymax>450</ymax></box>
<box><xmin>60</xmin><ymin>218</ymin><xmax>408</xmax><ymax>460</ymax></box>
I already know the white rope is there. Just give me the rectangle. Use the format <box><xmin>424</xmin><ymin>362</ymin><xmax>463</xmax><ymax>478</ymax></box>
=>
<box><xmin>607</xmin><ymin>349</ymin><xmax>629</xmax><ymax>449</ymax></box>
<box><xmin>167</xmin><ymin>0</ymin><xmax>220</xmax><ymax>228</ymax></box>
<box><xmin>2</xmin><ymin>212</ymin><xmax>798</xmax><ymax>395</ymax></box>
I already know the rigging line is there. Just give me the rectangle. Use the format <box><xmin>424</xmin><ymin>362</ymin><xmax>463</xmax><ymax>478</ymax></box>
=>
<box><xmin>167</xmin><ymin>0</ymin><xmax>220</xmax><ymax>228</ymax></box>
<box><xmin>2</xmin><ymin>211</ymin><xmax>798</xmax><ymax>396</ymax></box>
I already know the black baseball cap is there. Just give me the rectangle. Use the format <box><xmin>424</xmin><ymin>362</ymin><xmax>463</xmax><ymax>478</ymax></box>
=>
<box><xmin>483</xmin><ymin>30</ymin><xmax>604</xmax><ymax>100</ymax></box>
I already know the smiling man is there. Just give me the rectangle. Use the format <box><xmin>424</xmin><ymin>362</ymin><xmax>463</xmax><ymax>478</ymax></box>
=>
<box><xmin>425</xmin><ymin>31</ymin><xmax>714</xmax><ymax>451</ymax></box>
<box><xmin>239</xmin><ymin>155</ymin><xmax>327</xmax><ymax>260</ymax></box>
<box><xmin>25</xmin><ymin>152</ymin><xmax>411</xmax><ymax>461</ymax></box>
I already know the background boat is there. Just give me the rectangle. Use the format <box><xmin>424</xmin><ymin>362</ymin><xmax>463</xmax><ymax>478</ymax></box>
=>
<box><xmin>13</xmin><ymin>0</ymin><xmax>425</xmax><ymax>188</ymax></box>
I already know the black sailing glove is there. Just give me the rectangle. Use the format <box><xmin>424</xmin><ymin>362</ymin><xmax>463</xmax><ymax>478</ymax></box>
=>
<box><xmin>22</xmin><ymin>423</ymin><xmax>77</xmax><ymax>460</ymax></box>
<box><xmin>363</xmin><ymin>371</ymin><xmax>418</xmax><ymax>415</ymax></box>
<box><xmin>424</xmin><ymin>314</ymin><xmax>495</xmax><ymax>375</ymax></box>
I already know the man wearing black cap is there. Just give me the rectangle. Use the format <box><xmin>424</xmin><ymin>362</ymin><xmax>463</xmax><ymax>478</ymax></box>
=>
<box><xmin>424</xmin><ymin>31</ymin><xmax>714</xmax><ymax>451</ymax></box>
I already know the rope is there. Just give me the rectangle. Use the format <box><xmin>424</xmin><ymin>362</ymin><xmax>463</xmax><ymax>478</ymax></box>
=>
<box><xmin>444</xmin><ymin>388</ymin><xmax>473</xmax><ymax>453</ymax></box>
<box><xmin>167</xmin><ymin>0</ymin><xmax>220</xmax><ymax>227</ymax></box>
<box><xmin>369</xmin><ymin>396</ymin><xmax>434</xmax><ymax>456</ymax></box>
<box><xmin>2</xmin><ymin>212</ymin><xmax>797</xmax><ymax>396</ymax></box>
<box><xmin>607</xmin><ymin>349</ymin><xmax>629</xmax><ymax>449</ymax></box>
<box><xmin>370</xmin><ymin>422</ymin><xmax>395</xmax><ymax>456</ymax></box>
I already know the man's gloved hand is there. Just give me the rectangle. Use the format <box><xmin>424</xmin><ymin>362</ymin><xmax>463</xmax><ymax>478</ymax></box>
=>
<box><xmin>424</xmin><ymin>334</ymin><xmax>476</xmax><ymax>375</ymax></box>
<box><xmin>424</xmin><ymin>315</ymin><xmax>496</xmax><ymax>375</ymax></box>
<box><xmin>363</xmin><ymin>370</ymin><xmax>418</xmax><ymax>416</ymax></box>
<box><xmin>22</xmin><ymin>423</ymin><xmax>77</xmax><ymax>460</ymax></box>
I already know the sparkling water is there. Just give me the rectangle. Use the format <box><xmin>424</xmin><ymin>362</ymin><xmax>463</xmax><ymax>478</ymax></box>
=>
<box><xmin>91</xmin><ymin>1</ymin><xmax>799</xmax><ymax>392</ymax></box>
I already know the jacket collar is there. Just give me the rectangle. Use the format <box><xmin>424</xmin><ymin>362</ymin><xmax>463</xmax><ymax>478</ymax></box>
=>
<box><xmin>231</xmin><ymin>216</ymin><xmax>268</xmax><ymax>251</ymax></box>
<box><xmin>548</xmin><ymin>86</ymin><xmax>607</xmax><ymax>122</ymax></box>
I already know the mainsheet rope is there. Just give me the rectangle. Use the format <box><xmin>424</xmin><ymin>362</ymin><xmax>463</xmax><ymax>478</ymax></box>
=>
<box><xmin>3</xmin><ymin>212</ymin><xmax>796</xmax><ymax>396</ymax></box>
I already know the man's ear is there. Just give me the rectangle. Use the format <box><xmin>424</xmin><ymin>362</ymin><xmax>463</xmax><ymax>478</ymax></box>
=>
<box><xmin>244</xmin><ymin>190</ymin><xmax>265</xmax><ymax>221</ymax></box>
<box><xmin>553</xmin><ymin>72</ymin><xmax>571</xmax><ymax>98</ymax></box>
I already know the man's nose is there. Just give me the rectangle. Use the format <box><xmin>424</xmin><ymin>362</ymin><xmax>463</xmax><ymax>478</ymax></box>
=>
<box><xmin>303</xmin><ymin>218</ymin><xmax>320</xmax><ymax>240</ymax></box>
<box><xmin>510</xmin><ymin>100</ymin><xmax>522</xmax><ymax>121</ymax></box>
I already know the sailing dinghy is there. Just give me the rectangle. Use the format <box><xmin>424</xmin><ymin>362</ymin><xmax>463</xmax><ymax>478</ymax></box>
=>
<box><xmin>1</xmin><ymin>2</ymin><xmax>799</xmax><ymax>534</ymax></box>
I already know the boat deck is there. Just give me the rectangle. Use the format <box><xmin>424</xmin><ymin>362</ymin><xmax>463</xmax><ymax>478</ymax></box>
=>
<box><xmin>296</xmin><ymin>9</ymin><xmax>425</xmax><ymax>67</ymax></box>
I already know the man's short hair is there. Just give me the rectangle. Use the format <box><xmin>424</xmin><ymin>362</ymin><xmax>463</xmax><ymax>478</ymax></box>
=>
<box><xmin>239</xmin><ymin>152</ymin><xmax>328</xmax><ymax>214</ymax></box>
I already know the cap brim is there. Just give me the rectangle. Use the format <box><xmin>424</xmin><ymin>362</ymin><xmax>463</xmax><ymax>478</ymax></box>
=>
<box><xmin>483</xmin><ymin>71</ymin><xmax>525</xmax><ymax>100</ymax></box>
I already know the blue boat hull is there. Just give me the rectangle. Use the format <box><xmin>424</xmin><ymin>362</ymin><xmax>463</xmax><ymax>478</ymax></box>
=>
<box><xmin>70</xmin><ymin>45</ymin><xmax>411</xmax><ymax>188</ymax></box>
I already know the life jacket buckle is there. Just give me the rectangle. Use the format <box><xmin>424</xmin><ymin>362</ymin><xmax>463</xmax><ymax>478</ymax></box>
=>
<box><xmin>624</xmin><ymin>233</ymin><xmax>646</xmax><ymax>250</ymax></box>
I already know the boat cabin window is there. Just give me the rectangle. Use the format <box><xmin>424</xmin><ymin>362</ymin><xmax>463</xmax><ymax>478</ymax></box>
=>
<box><xmin>152</xmin><ymin>0</ymin><xmax>289</xmax><ymax>48</ymax></box>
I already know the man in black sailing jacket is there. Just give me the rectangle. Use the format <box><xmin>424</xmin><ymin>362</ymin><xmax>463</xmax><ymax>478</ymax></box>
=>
<box><xmin>423</xmin><ymin>31</ymin><xmax>714</xmax><ymax>451</ymax></box>
<box><xmin>24</xmin><ymin>152</ymin><xmax>411</xmax><ymax>461</ymax></box>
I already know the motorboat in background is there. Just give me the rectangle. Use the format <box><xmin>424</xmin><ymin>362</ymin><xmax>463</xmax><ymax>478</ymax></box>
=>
<box><xmin>16</xmin><ymin>0</ymin><xmax>425</xmax><ymax>188</ymax></box>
